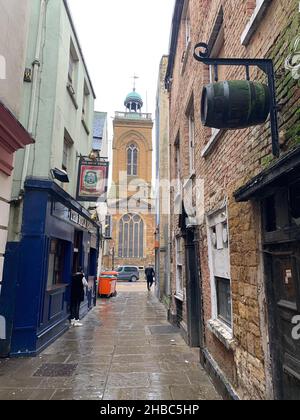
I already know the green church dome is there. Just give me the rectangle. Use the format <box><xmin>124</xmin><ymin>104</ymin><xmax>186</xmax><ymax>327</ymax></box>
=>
<box><xmin>125</xmin><ymin>91</ymin><xmax>142</xmax><ymax>102</ymax></box>
<box><xmin>124</xmin><ymin>89</ymin><xmax>143</xmax><ymax>112</ymax></box>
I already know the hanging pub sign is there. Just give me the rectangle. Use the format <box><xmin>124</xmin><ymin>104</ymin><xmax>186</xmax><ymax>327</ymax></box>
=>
<box><xmin>201</xmin><ymin>80</ymin><xmax>271</xmax><ymax>130</ymax></box>
<box><xmin>77</xmin><ymin>158</ymin><xmax>109</xmax><ymax>202</ymax></box>
<box><xmin>193</xmin><ymin>42</ymin><xmax>280</xmax><ymax>157</ymax></box>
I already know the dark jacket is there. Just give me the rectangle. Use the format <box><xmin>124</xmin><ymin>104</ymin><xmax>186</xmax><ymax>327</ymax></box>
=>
<box><xmin>71</xmin><ymin>272</ymin><xmax>85</xmax><ymax>303</ymax></box>
<box><xmin>145</xmin><ymin>267</ymin><xmax>155</xmax><ymax>280</ymax></box>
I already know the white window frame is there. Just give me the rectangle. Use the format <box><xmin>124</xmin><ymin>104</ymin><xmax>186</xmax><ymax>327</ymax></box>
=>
<box><xmin>82</xmin><ymin>80</ymin><xmax>90</xmax><ymax>120</ymax></box>
<box><xmin>207</xmin><ymin>206</ymin><xmax>233</xmax><ymax>331</ymax></box>
<box><xmin>62</xmin><ymin>130</ymin><xmax>74</xmax><ymax>174</ymax></box>
<box><xmin>68</xmin><ymin>39</ymin><xmax>79</xmax><ymax>88</ymax></box>
<box><xmin>241</xmin><ymin>0</ymin><xmax>272</xmax><ymax>46</ymax></box>
<box><xmin>180</xmin><ymin>0</ymin><xmax>192</xmax><ymax>75</ymax></box>
<box><xmin>127</xmin><ymin>144</ymin><xmax>138</xmax><ymax>177</ymax></box>
<box><xmin>185</xmin><ymin>11</ymin><xmax>191</xmax><ymax>49</ymax></box>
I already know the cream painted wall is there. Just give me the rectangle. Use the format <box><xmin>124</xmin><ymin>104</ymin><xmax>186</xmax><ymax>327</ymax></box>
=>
<box><xmin>0</xmin><ymin>0</ymin><xmax>30</xmax><ymax>290</ymax></box>
<box><xmin>0</xmin><ymin>0</ymin><xmax>30</xmax><ymax>117</ymax></box>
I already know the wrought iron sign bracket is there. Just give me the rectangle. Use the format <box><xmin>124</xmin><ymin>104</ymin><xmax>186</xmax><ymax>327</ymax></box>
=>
<box><xmin>194</xmin><ymin>43</ymin><xmax>280</xmax><ymax>157</ymax></box>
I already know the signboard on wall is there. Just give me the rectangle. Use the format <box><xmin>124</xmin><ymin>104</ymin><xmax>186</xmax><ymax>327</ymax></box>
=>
<box><xmin>77</xmin><ymin>158</ymin><xmax>109</xmax><ymax>202</ymax></box>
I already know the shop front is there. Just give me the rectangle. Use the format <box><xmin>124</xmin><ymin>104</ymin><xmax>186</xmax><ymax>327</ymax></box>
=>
<box><xmin>1</xmin><ymin>178</ymin><xmax>99</xmax><ymax>357</ymax></box>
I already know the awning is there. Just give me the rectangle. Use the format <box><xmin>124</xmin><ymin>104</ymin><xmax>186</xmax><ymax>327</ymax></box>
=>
<box><xmin>234</xmin><ymin>147</ymin><xmax>300</xmax><ymax>202</ymax></box>
<box><xmin>0</xmin><ymin>102</ymin><xmax>34</xmax><ymax>176</ymax></box>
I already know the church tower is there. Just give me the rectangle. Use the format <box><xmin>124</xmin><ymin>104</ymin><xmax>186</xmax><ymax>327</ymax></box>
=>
<box><xmin>106</xmin><ymin>83</ymin><xmax>155</xmax><ymax>270</ymax></box>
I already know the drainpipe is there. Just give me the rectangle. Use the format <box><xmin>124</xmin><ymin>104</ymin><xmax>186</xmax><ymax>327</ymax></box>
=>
<box><xmin>21</xmin><ymin>0</ymin><xmax>47</xmax><ymax>190</ymax></box>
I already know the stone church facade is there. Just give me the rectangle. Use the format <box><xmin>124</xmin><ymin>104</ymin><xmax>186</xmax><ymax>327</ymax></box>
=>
<box><xmin>104</xmin><ymin>89</ymin><xmax>155</xmax><ymax>271</ymax></box>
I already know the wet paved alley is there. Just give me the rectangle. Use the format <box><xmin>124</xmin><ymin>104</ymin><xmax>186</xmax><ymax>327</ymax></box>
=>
<box><xmin>0</xmin><ymin>283</ymin><xmax>221</xmax><ymax>400</ymax></box>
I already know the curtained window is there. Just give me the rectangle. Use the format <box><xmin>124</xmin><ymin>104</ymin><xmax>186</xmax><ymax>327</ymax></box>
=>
<box><xmin>118</xmin><ymin>214</ymin><xmax>144</xmax><ymax>258</ymax></box>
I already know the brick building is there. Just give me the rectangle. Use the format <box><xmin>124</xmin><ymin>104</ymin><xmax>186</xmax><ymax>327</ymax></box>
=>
<box><xmin>155</xmin><ymin>56</ymin><xmax>171</xmax><ymax>301</ymax></box>
<box><xmin>165</xmin><ymin>0</ymin><xmax>300</xmax><ymax>400</ymax></box>
<box><xmin>105</xmin><ymin>89</ymin><xmax>155</xmax><ymax>271</ymax></box>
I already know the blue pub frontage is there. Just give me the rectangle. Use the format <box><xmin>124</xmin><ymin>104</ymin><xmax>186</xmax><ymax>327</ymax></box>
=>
<box><xmin>0</xmin><ymin>178</ymin><xmax>100</xmax><ymax>357</ymax></box>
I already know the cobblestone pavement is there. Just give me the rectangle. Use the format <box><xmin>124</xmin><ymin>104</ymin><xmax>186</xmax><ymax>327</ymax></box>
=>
<box><xmin>0</xmin><ymin>283</ymin><xmax>221</xmax><ymax>400</ymax></box>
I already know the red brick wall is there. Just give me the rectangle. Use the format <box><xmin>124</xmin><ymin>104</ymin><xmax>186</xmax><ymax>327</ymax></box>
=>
<box><xmin>168</xmin><ymin>0</ymin><xmax>300</xmax><ymax>399</ymax></box>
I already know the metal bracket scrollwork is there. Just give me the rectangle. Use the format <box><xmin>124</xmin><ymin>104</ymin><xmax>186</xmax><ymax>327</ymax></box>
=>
<box><xmin>194</xmin><ymin>43</ymin><xmax>280</xmax><ymax>158</ymax></box>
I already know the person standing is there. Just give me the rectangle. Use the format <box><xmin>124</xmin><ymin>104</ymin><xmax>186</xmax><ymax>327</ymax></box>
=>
<box><xmin>145</xmin><ymin>264</ymin><xmax>156</xmax><ymax>292</ymax></box>
<box><xmin>70</xmin><ymin>268</ymin><xmax>88</xmax><ymax>327</ymax></box>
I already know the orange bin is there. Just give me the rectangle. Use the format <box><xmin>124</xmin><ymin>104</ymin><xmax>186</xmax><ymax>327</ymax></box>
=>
<box><xmin>98</xmin><ymin>275</ymin><xmax>117</xmax><ymax>298</ymax></box>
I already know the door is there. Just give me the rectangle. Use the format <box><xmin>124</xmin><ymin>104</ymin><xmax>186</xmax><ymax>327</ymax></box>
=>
<box><xmin>185</xmin><ymin>229</ymin><xmax>202</xmax><ymax>348</ymax></box>
<box><xmin>269</xmin><ymin>246</ymin><xmax>300</xmax><ymax>400</ymax></box>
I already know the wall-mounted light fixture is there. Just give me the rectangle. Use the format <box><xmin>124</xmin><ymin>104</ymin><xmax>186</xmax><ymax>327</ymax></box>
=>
<box><xmin>50</xmin><ymin>168</ymin><xmax>70</xmax><ymax>183</ymax></box>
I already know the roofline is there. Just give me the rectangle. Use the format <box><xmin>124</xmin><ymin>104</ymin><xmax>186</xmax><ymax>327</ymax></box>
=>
<box><xmin>63</xmin><ymin>0</ymin><xmax>96</xmax><ymax>99</ymax></box>
<box><xmin>165</xmin><ymin>0</ymin><xmax>185</xmax><ymax>90</ymax></box>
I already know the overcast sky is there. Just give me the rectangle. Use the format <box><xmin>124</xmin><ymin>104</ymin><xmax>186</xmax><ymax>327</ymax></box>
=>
<box><xmin>68</xmin><ymin>0</ymin><xmax>174</xmax><ymax>142</ymax></box>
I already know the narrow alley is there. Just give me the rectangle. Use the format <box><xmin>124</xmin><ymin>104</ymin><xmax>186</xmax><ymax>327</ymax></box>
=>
<box><xmin>0</xmin><ymin>284</ymin><xmax>220</xmax><ymax>401</ymax></box>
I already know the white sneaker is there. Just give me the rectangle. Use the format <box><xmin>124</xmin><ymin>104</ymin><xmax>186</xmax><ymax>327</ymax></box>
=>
<box><xmin>74</xmin><ymin>321</ymin><xmax>83</xmax><ymax>327</ymax></box>
<box><xmin>70</xmin><ymin>319</ymin><xmax>76</xmax><ymax>327</ymax></box>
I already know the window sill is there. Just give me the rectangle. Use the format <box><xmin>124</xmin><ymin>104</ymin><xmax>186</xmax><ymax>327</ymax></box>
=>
<box><xmin>66</xmin><ymin>83</ymin><xmax>79</xmax><ymax>110</ymax></box>
<box><xmin>207</xmin><ymin>318</ymin><xmax>235</xmax><ymax>351</ymax></box>
<box><xmin>81</xmin><ymin>117</ymin><xmax>90</xmax><ymax>135</ymax></box>
<box><xmin>241</xmin><ymin>0</ymin><xmax>271</xmax><ymax>46</ymax></box>
<box><xmin>201</xmin><ymin>129</ymin><xmax>225</xmax><ymax>158</ymax></box>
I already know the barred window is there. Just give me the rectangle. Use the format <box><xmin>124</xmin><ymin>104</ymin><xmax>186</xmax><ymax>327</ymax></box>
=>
<box><xmin>127</xmin><ymin>144</ymin><xmax>138</xmax><ymax>176</ymax></box>
<box><xmin>118</xmin><ymin>214</ymin><xmax>144</xmax><ymax>258</ymax></box>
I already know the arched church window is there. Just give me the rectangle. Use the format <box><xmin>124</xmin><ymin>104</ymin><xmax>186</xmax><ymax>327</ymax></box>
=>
<box><xmin>127</xmin><ymin>144</ymin><xmax>138</xmax><ymax>176</ymax></box>
<box><xmin>118</xmin><ymin>213</ymin><xmax>144</xmax><ymax>258</ymax></box>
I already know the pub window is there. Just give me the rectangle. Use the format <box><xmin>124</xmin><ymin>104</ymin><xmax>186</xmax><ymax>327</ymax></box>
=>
<box><xmin>47</xmin><ymin>239</ymin><xmax>66</xmax><ymax>289</ymax></box>
<box><xmin>216</xmin><ymin>277</ymin><xmax>232</xmax><ymax>327</ymax></box>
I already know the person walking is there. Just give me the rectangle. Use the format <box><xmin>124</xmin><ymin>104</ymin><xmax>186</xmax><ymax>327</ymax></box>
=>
<box><xmin>70</xmin><ymin>268</ymin><xmax>88</xmax><ymax>327</ymax></box>
<box><xmin>145</xmin><ymin>264</ymin><xmax>156</xmax><ymax>292</ymax></box>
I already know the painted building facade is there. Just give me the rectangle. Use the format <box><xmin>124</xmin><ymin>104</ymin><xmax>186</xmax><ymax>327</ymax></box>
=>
<box><xmin>165</xmin><ymin>0</ymin><xmax>300</xmax><ymax>400</ymax></box>
<box><xmin>1</xmin><ymin>0</ymin><xmax>100</xmax><ymax>357</ymax></box>
<box><xmin>0</xmin><ymin>0</ymin><xmax>34</xmax><ymax>343</ymax></box>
